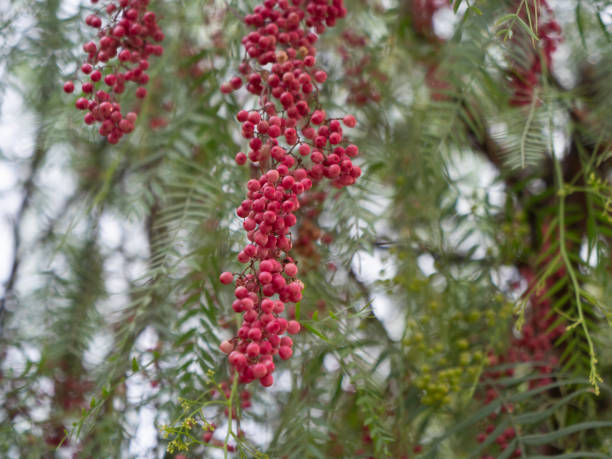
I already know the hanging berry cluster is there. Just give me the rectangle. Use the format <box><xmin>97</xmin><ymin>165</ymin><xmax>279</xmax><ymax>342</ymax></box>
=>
<box><xmin>64</xmin><ymin>0</ymin><xmax>164</xmax><ymax>144</ymax></box>
<box><xmin>293</xmin><ymin>190</ymin><xmax>332</xmax><ymax>268</ymax></box>
<box><xmin>474</xmin><ymin>225</ymin><xmax>566</xmax><ymax>458</ymax></box>
<box><xmin>508</xmin><ymin>0</ymin><xmax>561</xmax><ymax>106</ymax></box>
<box><xmin>218</xmin><ymin>0</ymin><xmax>361</xmax><ymax>388</ymax></box>
<box><xmin>337</xmin><ymin>30</ymin><xmax>385</xmax><ymax>106</ymax></box>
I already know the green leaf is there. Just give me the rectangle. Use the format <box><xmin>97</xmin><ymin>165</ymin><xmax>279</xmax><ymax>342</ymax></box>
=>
<box><xmin>495</xmin><ymin>13</ymin><xmax>518</xmax><ymax>27</ymax></box>
<box><xmin>576</xmin><ymin>2</ymin><xmax>587</xmax><ymax>49</ymax></box>
<box><xmin>521</xmin><ymin>421</ymin><xmax>612</xmax><ymax>445</ymax></box>
<box><xmin>303</xmin><ymin>323</ymin><xmax>329</xmax><ymax>342</ymax></box>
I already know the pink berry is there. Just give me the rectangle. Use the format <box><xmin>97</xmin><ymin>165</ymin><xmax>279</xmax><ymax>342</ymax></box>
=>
<box><xmin>314</xmin><ymin>70</ymin><xmax>327</xmax><ymax>83</ymax></box>
<box><xmin>287</xmin><ymin>320</ymin><xmax>301</xmax><ymax>334</ymax></box>
<box><xmin>228</xmin><ymin>351</ymin><xmax>247</xmax><ymax>367</ymax></box>
<box><xmin>219</xmin><ymin>271</ymin><xmax>234</xmax><ymax>284</ymax></box>
<box><xmin>346</xmin><ymin>144</ymin><xmax>359</xmax><ymax>157</ymax></box>
<box><xmin>235</xmin><ymin>152</ymin><xmax>247</xmax><ymax>165</ymax></box>
<box><xmin>119</xmin><ymin>119</ymin><xmax>134</xmax><ymax>133</ymax></box>
<box><xmin>246</xmin><ymin>342</ymin><xmax>260</xmax><ymax>357</ymax></box>
<box><xmin>284</xmin><ymin>263</ymin><xmax>298</xmax><ymax>277</ymax></box>
<box><xmin>75</xmin><ymin>98</ymin><xmax>89</xmax><ymax>110</ymax></box>
<box><xmin>343</xmin><ymin>114</ymin><xmax>356</xmax><ymax>127</ymax></box>
<box><xmin>279</xmin><ymin>346</ymin><xmax>293</xmax><ymax>360</ymax></box>
<box><xmin>104</xmin><ymin>74</ymin><xmax>117</xmax><ymax>86</ymax></box>
<box><xmin>311</xmin><ymin>110</ymin><xmax>325</xmax><ymax>125</ymax></box>
<box><xmin>252</xmin><ymin>363</ymin><xmax>267</xmax><ymax>379</ymax></box>
<box><xmin>220</xmin><ymin>340</ymin><xmax>234</xmax><ymax>354</ymax></box>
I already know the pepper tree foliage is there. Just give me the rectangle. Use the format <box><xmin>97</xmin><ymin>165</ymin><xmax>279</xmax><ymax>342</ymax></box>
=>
<box><xmin>0</xmin><ymin>0</ymin><xmax>611</xmax><ymax>457</ymax></box>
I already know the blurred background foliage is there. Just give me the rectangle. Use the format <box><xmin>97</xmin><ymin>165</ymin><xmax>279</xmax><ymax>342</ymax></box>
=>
<box><xmin>0</xmin><ymin>0</ymin><xmax>611</xmax><ymax>457</ymax></box>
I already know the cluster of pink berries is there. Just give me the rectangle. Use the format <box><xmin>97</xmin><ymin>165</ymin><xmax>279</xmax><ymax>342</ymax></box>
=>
<box><xmin>63</xmin><ymin>0</ymin><xmax>164</xmax><ymax>144</ymax></box>
<box><xmin>475</xmin><ymin>264</ymin><xmax>565</xmax><ymax>457</ymax></box>
<box><xmin>508</xmin><ymin>0</ymin><xmax>561</xmax><ymax>106</ymax></box>
<box><xmin>337</xmin><ymin>31</ymin><xmax>386</xmax><ymax>106</ymax></box>
<box><xmin>218</xmin><ymin>0</ymin><xmax>361</xmax><ymax>388</ymax></box>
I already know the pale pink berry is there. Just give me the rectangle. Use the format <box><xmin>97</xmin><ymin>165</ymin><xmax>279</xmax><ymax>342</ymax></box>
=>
<box><xmin>287</xmin><ymin>320</ymin><xmax>301</xmax><ymax>334</ymax></box>
<box><xmin>343</xmin><ymin>114</ymin><xmax>356</xmax><ymax>127</ymax></box>
<box><xmin>246</xmin><ymin>342</ymin><xmax>260</xmax><ymax>357</ymax></box>
<box><xmin>279</xmin><ymin>346</ymin><xmax>293</xmax><ymax>360</ymax></box>
<box><xmin>252</xmin><ymin>363</ymin><xmax>267</xmax><ymax>379</ymax></box>
<box><xmin>219</xmin><ymin>271</ymin><xmax>234</xmax><ymax>284</ymax></box>
<box><xmin>220</xmin><ymin>340</ymin><xmax>234</xmax><ymax>354</ymax></box>
<box><xmin>314</xmin><ymin>70</ymin><xmax>327</xmax><ymax>83</ymax></box>
<box><xmin>284</xmin><ymin>263</ymin><xmax>298</xmax><ymax>277</ymax></box>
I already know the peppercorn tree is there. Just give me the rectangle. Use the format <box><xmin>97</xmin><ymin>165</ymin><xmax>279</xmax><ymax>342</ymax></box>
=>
<box><xmin>0</xmin><ymin>0</ymin><xmax>611</xmax><ymax>457</ymax></box>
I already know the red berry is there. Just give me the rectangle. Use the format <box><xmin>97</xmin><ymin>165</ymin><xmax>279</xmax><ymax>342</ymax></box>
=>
<box><xmin>219</xmin><ymin>272</ymin><xmax>234</xmax><ymax>284</ymax></box>
<box><xmin>287</xmin><ymin>320</ymin><xmax>301</xmax><ymax>334</ymax></box>
<box><xmin>75</xmin><ymin>98</ymin><xmax>89</xmax><ymax>110</ymax></box>
<box><xmin>118</xmin><ymin>119</ymin><xmax>134</xmax><ymax>133</ymax></box>
<box><xmin>246</xmin><ymin>342</ymin><xmax>260</xmax><ymax>358</ymax></box>
<box><xmin>284</xmin><ymin>263</ymin><xmax>298</xmax><ymax>277</ymax></box>
<box><xmin>252</xmin><ymin>363</ymin><xmax>267</xmax><ymax>379</ymax></box>
<box><xmin>219</xmin><ymin>340</ymin><xmax>234</xmax><ymax>354</ymax></box>
<box><xmin>343</xmin><ymin>114</ymin><xmax>356</xmax><ymax>127</ymax></box>
<box><xmin>104</xmin><ymin>74</ymin><xmax>117</xmax><ymax>86</ymax></box>
<box><xmin>63</xmin><ymin>81</ymin><xmax>74</xmax><ymax>93</ymax></box>
<box><xmin>311</xmin><ymin>110</ymin><xmax>325</xmax><ymax>125</ymax></box>
<box><xmin>314</xmin><ymin>70</ymin><xmax>327</xmax><ymax>83</ymax></box>
<box><xmin>279</xmin><ymin>346</ymin><xmax>292</xmax><ymax>360</ymax></box>
<box><xmin>235</xmin><ymin>152</ymin><xmax>247</xmax><ymax>165</ymax></box>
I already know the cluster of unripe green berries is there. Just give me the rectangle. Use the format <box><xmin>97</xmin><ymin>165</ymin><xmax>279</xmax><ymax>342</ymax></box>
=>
<box><xmin>218</xmin><ymin>0</ymin><xmax>360</xmax><ymax>388</ymax></box>
<box><xmin>412</xmin><ymin>342</ymin><xmax>484</xmax><ymax>407</ymax></box>
<box><xmin>64</xmin><ymin>0</ymin><xmax>164</xmax><ymax>143</ymax></box>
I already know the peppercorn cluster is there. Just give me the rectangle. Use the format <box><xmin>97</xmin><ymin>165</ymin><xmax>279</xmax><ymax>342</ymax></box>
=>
<box><xmin>218</xmin><ymin>0</ymin><xmax>361</xmax><ymax>388</ymax></box>
<box><xmin>64</xmin><ymin>0</ymin><xmax>164</xmax><ymax>143</ymax></box>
